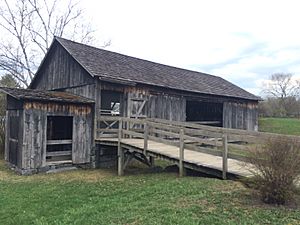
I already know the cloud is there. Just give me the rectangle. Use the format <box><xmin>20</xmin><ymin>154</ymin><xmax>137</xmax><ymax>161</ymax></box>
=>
<box><xmin>80</xmin><ymin>0</ymin><xmax>300</xmax><ymax>97</ymax></box>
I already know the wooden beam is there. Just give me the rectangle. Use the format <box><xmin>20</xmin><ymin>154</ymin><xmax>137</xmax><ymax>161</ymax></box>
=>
<box><xmin>144</xmin><ymin>122</ymin><xmax>149</xmax><ymax>155</ymax></box>
<box><xmin>149</xmin><ymin>156</ymin><xmax>155</xmax><ymax>167</ymax></box>
<box><xmin>46</xmin><ymin>151</ymin><xmax>72</xmax><ymax>157</ymax></box>
<box><xmin>222</xmin><ymin>134</ymin><xmax>228</xmax><ymax>180</ymax></box>
<box><xmin>46</xmin><ymin>139</ymin><xmax>72</xmax><ymax>145</ymax></box>
<box><xmin>118</xmin><ymin>119</ymin><xmax>124</xmax><ymax>176</ymax></box>
<box><xmin>179</xmin><ymin>128</ymin><xmax>185</xmax><ymax>177</ymax></box>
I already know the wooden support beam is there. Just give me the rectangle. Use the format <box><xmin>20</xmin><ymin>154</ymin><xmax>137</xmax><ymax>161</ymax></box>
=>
<box><xmin>118</xmin><ymin>119</ymin><xmax>124</xmax><ymax>176</ymax></box>
<box><xmin>222</xmin><ymin>134</ymin><xmax>228</xmax><ymax>180</ymax></box>
<box><xmin>179</xmin><ymin>128</ymin><xmax>185</xmax><ymax>177</ymax></box>
<box><xmin>123</xmin><ymin>151</ymin><xmax>134</xmax><ymax>170</ymax></box>
<box><xmin>144</xmin><ymin>122</ymin><xmax>149</xmax><ymax>155</ymax></box>
<box><xmin>149</xmin><ymin>156</ymin><xmax>155</xmax><ymax>167</ymax></box>
<box><xmin>133</xmin><ymin>153</ymin><xmax>152</xmax><ymax>167</ymax></box>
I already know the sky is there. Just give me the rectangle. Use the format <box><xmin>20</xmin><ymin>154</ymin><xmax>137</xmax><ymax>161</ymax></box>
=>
<box><xmin>81</xmin><ymin>0</ymin><xmax>300</xmax><ymax>96</ymax></box>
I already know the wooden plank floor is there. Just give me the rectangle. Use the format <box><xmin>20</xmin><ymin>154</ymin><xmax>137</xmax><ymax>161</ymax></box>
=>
<box><xmin>97</xmin><ymin>138</ymin><xmax>253</xmax><ymax>178</ymax></box>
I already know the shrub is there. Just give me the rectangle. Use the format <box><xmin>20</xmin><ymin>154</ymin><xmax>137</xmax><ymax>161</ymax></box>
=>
<box><xmin>248</xmin><ymin>136</ymin><xmax>300</xmax><ymax>205</ymax></box>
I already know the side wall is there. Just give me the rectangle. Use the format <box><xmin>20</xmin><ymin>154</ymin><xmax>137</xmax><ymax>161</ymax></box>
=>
<box><xmin>100</xmin><ymin>83</ymin><xmax>186</xmax><ymax>121</ymax></box>
<box><xmin>21</xmin><ymin>102</ymin><xmax>94</xmax><ymax>171</ymax></box>
<box><xmin>223</xmin><ymin>102</ymin><xmax>258</xmax><ymax>131</ymax></box>
<box><xmin>125</xmin><ymin>90</ymin><xmax>186</xmax><ymax>121</ymax></box>
<box><xmin>100</xmin><ymin>82</ymin><xmax>259</xmax><ymax>131</ymax></box>
<box><xmin>5</xmin><ymin>96</ymin><xmax>24</xmax><ymax>168</ymax></box>
<box><xmin>31</xmin><ymin>42</ymin><xmax>94</xmax><ymax>90</ymax></box>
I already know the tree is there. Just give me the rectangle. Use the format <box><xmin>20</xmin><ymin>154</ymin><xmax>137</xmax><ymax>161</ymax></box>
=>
<box><xmin>0</xmin><ymin>0</ymin><xmax>104</xmax><ymax>87</ymax></box>
<box><xmin>262</xmin><ymin>73</ymin><xmax>300</xmax><ymax>117</ymax></box>
<box><xmin>264</xmin><ymin>73</ymin><xmax>300</xmax><ymax>99</ymax></box>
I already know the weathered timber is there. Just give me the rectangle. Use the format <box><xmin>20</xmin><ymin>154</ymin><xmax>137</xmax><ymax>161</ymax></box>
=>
<box><xmin>179</xmin><ymin>128</ymin><xmax>185</xmax><ymax>177</ymax></box>
<box><xmin>222</xmin><ymin>134</ymin><xmax>228</xmax><ymax>180</ymax></box>
<box><xmin>118</xmin><ymin>119</ymin><xmax>123</xmax><ymax>176</ymax></box>
<box><xmin>144</xmin><ymin>122</ymin><xmax>149</xmax><ymax>155</ymax></box>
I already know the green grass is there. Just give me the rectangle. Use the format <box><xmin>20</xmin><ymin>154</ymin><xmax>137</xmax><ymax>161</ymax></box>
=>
<box><xmin>0</xmin><ymin>160</ymin><xmax>299</xmax><ymax>225</ymax></box>
<box><xmin>259</xmin><ymin>117</ymin><xmax>300</xmax><ymax>136</ymax></box>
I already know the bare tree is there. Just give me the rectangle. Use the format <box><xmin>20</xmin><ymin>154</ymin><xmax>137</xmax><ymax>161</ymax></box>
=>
<box><xmin>262</xmin><ymin>73</ymin><xmax>300</xmax><ymax>117</ymax></box>
<box><xmin>0</xmin><ymin>0</ymin><xmax>105</xmax><ymax>87</ymax></box>
<box><xmin>264</xmin><ymin>73</ymin><xmax>300</xmax><ymax>99</ymax></box>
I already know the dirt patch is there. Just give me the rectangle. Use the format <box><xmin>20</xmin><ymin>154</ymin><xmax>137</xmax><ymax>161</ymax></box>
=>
<box><xmin>0</xmin><ymin>160</ymin><xmax>116</xmax><ymax>183</ymax></box>
<box><xmin>239</xmin><ymin>188</ymin><xmax>300</xmax><ymax>210</ymax></box>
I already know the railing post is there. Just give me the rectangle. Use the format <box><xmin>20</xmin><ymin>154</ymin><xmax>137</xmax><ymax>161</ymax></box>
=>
<box><xmin>128</xmin><ymin>120</ymin><xmax>131</xmax><ymax>139</ymax></box>
<box><xmin>143</xmin><ymin>121</ymin><xmax>149</xmax><ymax>155</ymax></box>
<box><xmin>118</xmin><ymin>118</ymin><xmax>124</xmax><ymax>176</ymax></box>
<box><xmin>179</xmin><ymin>128</ymin><xmax>185</xmax><ymax>177</ymax></box>
<box><xmin>222</xmin><ymin>133</ymin><xmax>228</xmax><ymax>180</ymax></box>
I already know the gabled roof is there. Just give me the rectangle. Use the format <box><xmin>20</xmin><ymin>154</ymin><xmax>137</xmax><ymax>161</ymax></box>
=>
<box><xmin>0</xmin><ymin>87</ymin><xmax>94</xmax><ymax>104</ymax></box>
<box><xmin>34</xmin><ymin>37</ymin><xmax>261</xmax><ymax>101</ymax></box>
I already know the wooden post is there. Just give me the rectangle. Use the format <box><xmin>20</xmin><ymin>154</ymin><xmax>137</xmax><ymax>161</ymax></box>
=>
<box><xmin>4</xmin><ymin>111</ymin><xmax>9</xmax><ymax>162</ymax></box>
<box><xmin>118</xmin><ymin>118</ymin><xmax>124</xmax><ymax>176</ymax></box>
<box><xmin>179</xmin><ymin>128</ymin><xmax>185</xmax><ymax>177</ymax></box>
<box><xmin>143</xmin><ymin>121</ymin><xmax>149</xmax><ymax>155</ymax></box>
<box><xmin>149</xmin><ymin>156</ymin><xmax>154</xmax><ymax>167</ymax></box>
<box><xmin>127</xmin><ymin>120</ymin><xmax>131</xmax><ymax>139</ymax></box>
<box><xmin>222</xmin><ymin>134</ymin><xmax>228</xmax><ymax>180</ymax></box>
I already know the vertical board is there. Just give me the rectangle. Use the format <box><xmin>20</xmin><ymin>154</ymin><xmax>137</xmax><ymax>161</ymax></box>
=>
<box><xmin>223</xmin><ymin>101</ymin><xmax>258</xmax><ymax>131</ymax></box>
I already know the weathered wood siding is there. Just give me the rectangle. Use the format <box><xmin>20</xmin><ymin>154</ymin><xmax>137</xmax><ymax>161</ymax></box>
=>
<box><xmin>223</xmin><ymin>102</ymin><xmax>258</xmax><ymax>131</ymax></box>
<box><xmin>5</xmin><ymin>95</ymin><xmax>94</xmax><ymax>173</ymax></box>
<box><xmin>30</xmin><ymin>42</ymin><xmax>94</xmax><ymax>90</ymax></box>
<box><xmin>20</xmin><ymin>102</ymin><xmax>94</xmax><ymax>170</ymax></box>
<box><xmin>5</xmin><ymin>96</ymin><xmax>24</xmax><ymax>168</ymax></box>
<box><xmin>123</xmin><ymin>87</ymin><xmax>186</xmax><ymax>121</ymax></box>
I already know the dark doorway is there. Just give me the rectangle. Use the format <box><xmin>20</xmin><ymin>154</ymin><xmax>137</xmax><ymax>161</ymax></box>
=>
<box><xmin>8</xmin><ymin>114</ymin><xmax>20</xmax><ymax>165</ymax></box>
<box><xmin>47</xmin><ymin>116</ymin><xmax>73</xmax><ymax>140</ymax></box>
<box><xmin>46</xmin><ymin>116</ymin><xmax>73</xmax><ymax>162</ymax></box>
<box><xmin>186</xmin><ymin>101</ymin><xmax>223</xmax><ymax>127</ymax></box>
<box><xmin>100</xmin><ymin>90</ymin><xmax>122</xmax><ymax>116</ymax></box>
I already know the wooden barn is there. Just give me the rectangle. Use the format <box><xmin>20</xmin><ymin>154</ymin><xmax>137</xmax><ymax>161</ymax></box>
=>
<box><xmin>2</xmin><ymin>37</ymin><xmax>261</xmax><ymax>174</ymax></box>
<box><xmin>30</xmin><ymin>37</ymin><xmax>260</xmax><ymax>130</ymax></box>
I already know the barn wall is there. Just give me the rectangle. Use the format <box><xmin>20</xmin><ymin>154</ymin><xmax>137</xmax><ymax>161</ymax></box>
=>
<box><xmin>223</xmin><ymin>102</ymin><xmax>258</xmax><ymax>131</ymax></box>
<box><xmin>5</xmin><ymin>96</ymin><xmax>24</xmax><ymax>168</ymax></box>
<box><xmin>30</xmin><ymin>42</ymin><xmax>94</xmax><ymax>90</ymax></box>
<box><xmin>123</xmin><ymin>87</ymin><xmax>186</xmax><ymax>121</ymax></box>
<box><xmin>21</xmin><ymin>102</ymin><xmax>94</xmax><ymax>170</ymax></box>
<box><xmin>5</xmin><ymin>110</ymin><xmax>24</xmax><ymax>168</ymax></box>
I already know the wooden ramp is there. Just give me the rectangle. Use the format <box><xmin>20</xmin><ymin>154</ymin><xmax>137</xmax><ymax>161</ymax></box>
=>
<box><xmin>98</xmin><ymin>138</ymin><xmax>253</xmax><ymax>178</ymax></box>
<box><xmin>96</xmin><ymin>116</ymin><xmax>300</xmax><ymax>179</ymax></box>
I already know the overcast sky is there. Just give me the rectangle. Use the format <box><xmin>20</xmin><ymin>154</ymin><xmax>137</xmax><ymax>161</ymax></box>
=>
<box><xmin>81</xmin><ymin>0</ymin><xmax>300</xmax><ymax>96</ymax></box>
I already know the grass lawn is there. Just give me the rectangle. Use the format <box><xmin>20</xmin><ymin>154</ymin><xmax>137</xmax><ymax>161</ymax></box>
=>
<box><xmin>0</xmin><ymin>160</ymin><xmax>299</xmax><ymax>225</ymax></box>
<box><xmin>259</xmin><ymin>117</ymin><xmax>300</xmax><ymax>136</ymax></box>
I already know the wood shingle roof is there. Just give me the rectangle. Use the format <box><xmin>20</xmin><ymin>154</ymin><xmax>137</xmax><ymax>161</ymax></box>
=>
<box><xmin>53</xmin><ymin>37</ymin><xmax>260</xmax><ymax>101</ymax></box>
<box><xmin>0</xmin><ymin>87</ymin><xmax>94</xmax><ymax>104</ymax></box>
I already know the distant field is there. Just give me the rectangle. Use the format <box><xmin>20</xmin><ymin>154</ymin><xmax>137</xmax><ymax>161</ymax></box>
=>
<box><xmin>259</xmin><ymin>117</ymin><xmax>300</xmax><ymax>136</ymax></box>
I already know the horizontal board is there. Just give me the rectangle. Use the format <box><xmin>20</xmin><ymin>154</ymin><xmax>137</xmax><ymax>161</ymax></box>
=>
<box><xmin>151</xmin><ymin>128</ymin><xmax>180</xmax><ymax>138</ymax></box>
<box><xmin>46</xmin><ymin>139</ymin><xmax>72</xmax><ymax>145</ymax></box>
<box><xmin>122</xmin><ymin>130</ymin><xmax>144</xmax><ymax>138</ymax></box>
<box><xmin>46</xmin><ymin>151</ymin><xmax>72</xmax><ymax>157</ymax></box>
<box><xmin>183</xmin><ymin>135</ymin><xmax>222</xmax><ymax>147</ymax></box>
